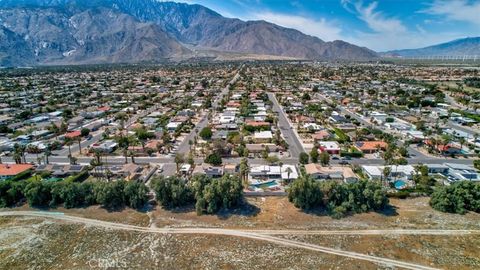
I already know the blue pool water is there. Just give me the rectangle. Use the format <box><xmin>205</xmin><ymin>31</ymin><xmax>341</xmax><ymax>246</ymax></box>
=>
<box><xmin>394</xmin><ymin>180</ymin><xmax>407</xmax><ymax>190</ymax></box>
<box><xmin>252</xmin><ymin>180</ymin><xmax>278</xmax><ymax>188</ymax></box>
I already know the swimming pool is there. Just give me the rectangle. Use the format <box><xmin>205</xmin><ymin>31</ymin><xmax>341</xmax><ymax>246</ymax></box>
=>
<box><xmin>394</xmin><ymin>180</ymin><xmax>407</xmax><ymax>190</ymax></box>
<box><xmin>252</xmin><ymin>180</ymin><xmax>278</xmax><ymax>189</ymax></box>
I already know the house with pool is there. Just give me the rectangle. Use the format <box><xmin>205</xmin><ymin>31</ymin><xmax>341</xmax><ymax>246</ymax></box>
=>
<box><xmin>361</xmin><ymin>165</ymin><xmax>416</xmax><ymax>189</ymax></box>
<box><xmin>247</xmin><ymin>165</ymin><xmax>298</xmax><ymax>192</ymax></box>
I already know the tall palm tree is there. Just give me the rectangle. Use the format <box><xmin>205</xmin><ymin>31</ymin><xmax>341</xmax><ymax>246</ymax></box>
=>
<box><xmin>115</xmin><ymin>135</ymin><xmax>131</xmax><ymax>164</ymax></box>
<box><xmin>90</xmin><ymin>159</ymin><xmax>99</xmax><ymax>180</ymax></box>
<box><xmin>13</xmin><ymin>144</ymin><xmax>26</xmax><ymax>164</ymax></box>
<box><xmin>175</xmin><ymin>153</ymin><xmax>184</xmax><ymax>174</ymax></box>
<box><xmin>44</xmin><ymin>147</ymin><xmax>51</xmax><ymax>164</ymax></box>
<box><xmin>285</xmin><ymin>166</ymin><xmax>293</xmax><ymax>185</ymax></box>
<box><xmin>77</xmin><ymin>136</ymin><xmax>82</xmax><ymax>155</ymax></box>
<box><xmin>13</xmin><ymin>152</ymin><xmax>22</xmax><ymax>164</ymax></box>
<box><xmin>129</xmin><ymin>150</ymin><xmax>136</xmax><ymax>164</ymax></box>
<box><xmin>27</xmin><ymin>144</ymin><xmax>41</xmax><ymax>164</ymax></box>
<box><xmin>64</xmin><ymin>138</ymin><xmax>73</xmax><ymax>157</ymax></box>
<box><xmin>239</xmin><ymin>158</ymin><xmax>250</xmax><ymax>188</ymax></box>
<box><xmin>382</xmin><ymin>166</ymin><xmax>391</xmax><ymax>187</ymax></box>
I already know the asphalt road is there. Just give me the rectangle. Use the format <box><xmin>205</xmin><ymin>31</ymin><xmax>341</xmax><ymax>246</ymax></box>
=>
<box><xmin>0</xmin><ymin>210</ymin><xmax>447</xmax><ymax>270</ymax></box>
<box><xmin>268</xmin><ymin>92</ymin><xmax>306</xmax><ymax>158</ymax></box>
<box><xmin>447</xmin><ymin>121</ymin><xmax>479</xmax><ymax>137</ymax></box>
<box><xmin>53</xmin><ymin>130</ymin><xmax>103</xmax><ymax>156</ymax></box>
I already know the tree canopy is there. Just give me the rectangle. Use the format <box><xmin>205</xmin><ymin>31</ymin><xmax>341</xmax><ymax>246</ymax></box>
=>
<box><xmin>288</xmin><ymin>176</ymin><xmax>388</xmax><ymax>218</ymax></box>
<box><xmin>430</xmin><ymin>181</ymin><xmax>480</xmax><ymax>214</ymax></box>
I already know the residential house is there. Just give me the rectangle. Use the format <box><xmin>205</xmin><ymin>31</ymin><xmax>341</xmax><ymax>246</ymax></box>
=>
<box><xmin>0</xmin><ymin>164</ymin><xmax>33</xmax><ymax>180</ymax></box>
<box><xmin>318</xmin><ymin>141</ymin><xmax>341</xmax><ymax>155</ymax></box>
<box><xmin>354</xmin><ymin>141</ymin><xmax>388</xmax><ymax>154</ymax></box>
<box><xmin>253</xmin><ymin>131</ymin><xmax>273</xmax><ymax>143</ymax></box>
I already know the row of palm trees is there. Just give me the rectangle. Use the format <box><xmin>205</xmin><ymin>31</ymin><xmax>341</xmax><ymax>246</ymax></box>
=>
<box><xmin>89</xmin><ymin>149</ymin><xmax>113</xmax><ymax>181</ymax></box>
<box><xmin>13</xmin><ymin>143</ymin><xmax>52</xmax><ymax>165</ymax></box>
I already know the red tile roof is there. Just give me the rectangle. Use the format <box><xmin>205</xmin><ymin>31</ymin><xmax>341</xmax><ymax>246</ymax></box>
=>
<box><xmin>0</xmin><ymin>164</ymin><xmax>33</xmax><ymax>176</ymax></box>
<box><xmin>355</xmin><ymin>141</ymin><xmax>388</xmax><ymax>151</ymax></box>
<box><xmin>65</xmin><ymin>130</ymin><xmax>81</xmax><ymax>139</ymax></box>
<box><xmin>245</xmin><ymin>121</ymin><xmax>271</xmax><ymax>127</ymax></box>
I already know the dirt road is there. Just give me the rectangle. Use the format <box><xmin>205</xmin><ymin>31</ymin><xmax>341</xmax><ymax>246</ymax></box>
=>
<box><xmin>0</xmin><ymin>210</ymin><xmax>458</xmax><ymax>270</ymax></box>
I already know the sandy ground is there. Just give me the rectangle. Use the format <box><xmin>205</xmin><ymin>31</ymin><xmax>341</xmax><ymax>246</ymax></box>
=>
<box><xmin>149</xmin><ymin>196</ymin><xmax>480</xmax><ymax>230</ymax></box>
<box><xmin>1</xmin><ymin>197</ymin><xmax>480</xmax><ymax>269</ymax></box>
<box><xmin>0</xmin><ymin>217</ymin><xmax>382</xmax><ymax>270</ymax></box>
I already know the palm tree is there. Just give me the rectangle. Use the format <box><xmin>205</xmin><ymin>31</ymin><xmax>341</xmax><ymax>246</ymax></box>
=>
<box><xmin>129</xmin><ymin>150</ymin><xmax>136</xmax><ymax>164</ymax></box>
<box><xmin>459</xmin><ymin>137</ymin><xmax>466</xmax><ymax>150</ymax></box>
<box><xmin>27</xmin><ymin>144</ymin><xmax>41</xmax><ymax>164</ymax></box>
<box><xmin>285</xmin><ymin>166</ymin><xmax>293</xmax><ymax>185</ymax></box>
<box><xmin>239</xmin><ymin>158</ymin><xmax>250</xmax><ymax>188</ymax></box>
<box><xmin>90</xmin><ymin>159</ymin><xmax>99</xmax><ymax>180</ymax></box>
<box><xmin>174</xmin><ymin>153</ymin><xmax>184</xmax><ymax>174</ymax></box>
<box><xmin>77</xmin><ymin>136</ymin><xmax>82</xmax><ymax>155</ymax></box>
<box><xmin>13</xmin><ymin>144</ymin><xmax>26</xmax><ymax>164</ymax></box>
<box><xmin>382</xmin><ymin>166</ymin><xmax>391</xmax><ymax>187</ymax></box>
<box><xmin>70</xmin><ymin>156</ymin><xmax>77</xmax><ymax>165</ymax></box>
<box><xmin>49</xmin><ymin>122</ymin><xmax>60</xmax><ymax>140</ymax></box>
<box><xmin>64</xmin><ymin>138</ymin><xmax>73</xmax><ymax>157</ymax></box>
<box><xmin>44</xmin><ymin>147</ymin><xmax>51</xmax><ymax>164</ymax></box>
<box><xmin>115</xmin><ymin>135</ymin><xmax>131</xmax><ymax>164</ymax></box>
<box><xmin>13</xmin><ymin>152</ymin><xmax>22</xmax><ymax>164</ymax></box>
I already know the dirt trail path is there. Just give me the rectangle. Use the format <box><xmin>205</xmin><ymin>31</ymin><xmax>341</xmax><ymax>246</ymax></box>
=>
<box><xmin>0</xmin><ymin>211</ymin><xmax>454</xmax><ymax>270</ymax></box>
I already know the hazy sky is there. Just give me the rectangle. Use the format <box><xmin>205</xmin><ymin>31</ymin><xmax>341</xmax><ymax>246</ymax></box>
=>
<box><xmin>175</xmin><ymin>0</ymin><xmax>480</xmax><ymax>51</ymax></box>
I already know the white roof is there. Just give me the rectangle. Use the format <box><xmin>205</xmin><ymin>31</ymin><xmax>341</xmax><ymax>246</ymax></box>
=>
<box><xmin>319</xmin><ymin>141</ymin><xmax>340</xmax><ymax>150</ymax></box>
<box><xmin>166</xmin><ymin>122</ymin><xmax>181</xmax><ymax>128</ymax></box>
<box><xmin>254</xmin><ymin>131</ymin><xmax>273</xmax><ymax>139</ymax></box>
<box><xmin>249</xmin><ymin>165</ymin><xmax>298</xmax><ymax>180</ymax></box>
<box><xmin>362</xmin><ymin>165</ymin><xmax>415</xmax><ymax>177</ymax></box>
<box><xmin>362</xmin><ymin>166</ymin><xmax>383</xmax><ymax>177</ymax></box>
<box><xmin>281</xmin><ymin>165</ymin><xmax>298</xmax><ymax>180</ymax></box>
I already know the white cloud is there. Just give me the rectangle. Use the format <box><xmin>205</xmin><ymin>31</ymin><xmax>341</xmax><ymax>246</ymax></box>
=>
<box><xmin>423</xmin><ymin>0</ymin><xmax>480</xmax><ymax>26</ymax></box>
<box><xmin>248</xmin><ymin>12</ymin><xmax>344</xmax><ymax>41</ymax></box>
<box><xmin>342</xmin><ymin>0</ymin><xmax>407</xmax><ymax>34</ymax></box>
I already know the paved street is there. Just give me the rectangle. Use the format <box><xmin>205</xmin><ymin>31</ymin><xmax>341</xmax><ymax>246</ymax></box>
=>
<box><xmin>447</xmin><ymin>121</ymin><xmax>479</xmax><ymax>136</ymax></box>
<box><xmin>53</xmin><ymin>130</ymin><xmax>104</xmax><ymax>156</ymax></box>
<box><xmin>268</xmin><ymin>92</ymin><xmax>306</xmax><ymax>158</ymax></box>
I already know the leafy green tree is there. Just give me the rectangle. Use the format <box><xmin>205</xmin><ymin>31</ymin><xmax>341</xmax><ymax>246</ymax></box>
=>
<box><xmin>124</xmin><ymin>181</ymin><xmax>149</xmax><ymax>209</ymax></box>
<box><xmin>24</xmin><ymin>180</ymin><xmax>52</xmax><ymax>207</ymax></box>
<box><xmin>61</xmin><ymin>182</ymin><xmax>85</xmax><ymax>208</ymax></box>
<box><xmin>205</xmin><ymin>152</ymin><xmax>222</xmax><ymax>166</ymax></box>
<box><xmin>430</xmin><ymin>181</ymin><xmax>480</xmax><ymax>214</ymax></box>
<box><xmin>288</xmin><ymin>178</ymin><xmax>388</xmax><ymax>218</ymax></box>
<box><xmin>199</xmin><ymin>127</ymin><xmax>213</xmax><ymax>140</ymax></box>
<box><xmin>299</xmin><ymin>152</ymin><xmax>309</xmax><ymax>164</ymax></box>
<box><xmin>287</xmin><ymin>175</ymin><xmax>323</xmax><ymax>210</ymax></box>
<box><xmin>94</xmin><ymin>181</ymin><xmax>126</xmax><ymax>209</ymax></box>
<box><xmin>0</xmin><ymin>180</ymin><xmax>26</xmax><ymax>207</ymax></box>
<box><xmin>474</xmin><ymin>160</ymin><xmax>480</xmax><ymax>170</ymax></box>
<box><xmin>151</xmin><ymin>176</ymin><xmax>193</xmax><ymax>208</ymax></box>
<box><xmin>319</xmin><ymin>151</ymin><xmax>330</xmax><ymax>166</ymax></box>
<box><xmin>310</xmin><ymin>147</ymin><xmax>319</xmax><ymax>163</ymax></box>
<box><xmin>174</xmin><ymin>153</ymin><xmax>185</xmax><ymax>174</ymax></box>
<box><xmin>398</xmin><ymin>146</ymin><xmax>408</xmax><ymax>157</ymax></box>
<box><xmin>193</xmin><ymin>174</ymin><xmax>243</xmax><ymax>215</ymax></box>
<box><xmin>135</xmin><ymin>127</ymin><xmax>155</xmax><ymax>151</ymax></box>
<box><xmin>80</xmin><ymin>128</ymin><xmax>90</xmax><ymax>137</ymax></box>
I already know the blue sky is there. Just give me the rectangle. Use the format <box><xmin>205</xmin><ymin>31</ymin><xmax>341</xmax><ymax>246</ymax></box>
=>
<box><xmin>174</xmin><ymin>0</ymin><xmax>480</xmax><ymax>51</ymax></box>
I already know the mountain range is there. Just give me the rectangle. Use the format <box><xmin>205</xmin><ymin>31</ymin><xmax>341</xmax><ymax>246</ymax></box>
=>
<box><xmin>0</xmin><ymin>0</ymin><xmax>378</xmax><ymax>66</ymax></box>
<box><xmin>384</xmin><ymin>37</ymin><xmax>480</xmax><ymax>58</ymax></box>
